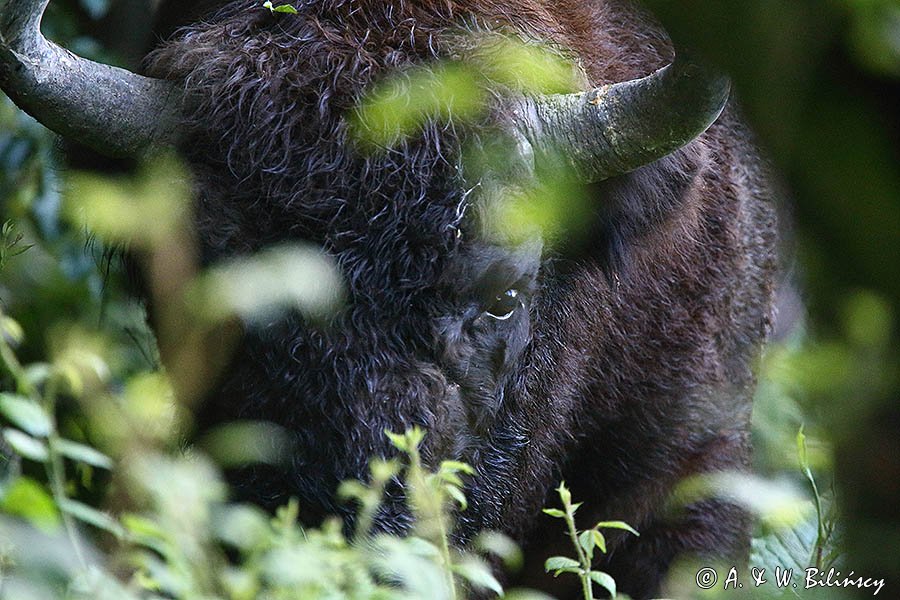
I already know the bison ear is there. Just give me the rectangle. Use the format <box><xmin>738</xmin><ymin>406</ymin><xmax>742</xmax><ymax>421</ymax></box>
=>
<box><xmin>552</xmin><ymin>149</ymin><xmax>704</xmax><ymax>282</ymax></box>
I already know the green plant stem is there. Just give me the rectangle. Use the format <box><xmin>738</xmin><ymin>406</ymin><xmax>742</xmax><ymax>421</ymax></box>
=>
<box><xmin>564</xmin><ymin>510</ymin><xmax>594</xmax><ymax>600</ymax></box>
<box><xmin>804</xmin><ymin>464</ymin><xmax>826</xmax><ymax>569</ymax></box>
<box><xmin>0</xmin><ymin>334</ymin><xmax>35</xmax><ymax>397</ymax></box>
<box><xmin>353</xmin><ymin>490</ymin><xmax>380</xmax><ymax>544</ymax></box>
<box><xmin>2</xmin><ymin>320</ymin><xmax>88</xmax><ymax>570</ymax></box>
<box><xmin>408</xmin><ymin>443</ymin><xmax>457</xmax><ymax>600</ymax></box>
<box><xmin>435</xmin><ymin>502</ymin><xmax>456</xmax><ymax>600</ymax></box>
<box><xmin>42</xmin><ymin>376</ymin><xmax>88</xmax><ymax>569</ymax></box>
<box><xmin>353</xmin><ymin>467</ymin><xmax>393</xmax><ymax>543</ymax></box>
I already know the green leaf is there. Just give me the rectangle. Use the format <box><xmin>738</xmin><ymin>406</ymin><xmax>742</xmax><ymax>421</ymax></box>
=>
<box><xmin>8</xmin><ymin>244</ymin><xmax>34</xmax><ymax>258</ymax></box>
<box><xmin>122</xmin><ymin>513</ymin><xmax>167</xmax><ymax>541</ymax></box>
<box><xmin>552</xmin><ymin>567</ymin><xmax>581</xmax><ymax>577</ymax></box>
<box><xmin>474</xmin><ymin>531</ymin><xmax>523</xmax><ymax>571</ymax></box>
<box><xmin>55</xmin><ymin>438</ymin><xmax>113</xmax><ymax>469</ymax></box>
<box><xmin>214</xmin><ymin>504</ymin><xmax>271</xmax><ymax>551</ymax></box>
<box><xmin>503</xmin><ymin>592</ymin><xmax>556</xmax><ymax>600</ymax></box>
<box><xmin>0</xmin><ymin>477</ymin><xmax>60</xmax><ymax>532</ymax></box>
<box><xmin>796</xmin><ymin>425</ymin><xmax>809</xmax><ymax>470</ymax></box>
<box><xmin>445</xmin><ymin>483</ymin><xmax>468</xmax><ymax>510</ymax></box>
<box><xmin>542</xmin><ymin>508</ymin><xmax>565</xmax><ymax>518</ymax></box>
<box><xmin>370</xmin><ymin>458</ymin><xmax>400</xmax><ymax>481</ymax></box>
<box><xmin>275</xmin><ymin>497</ymin><xmax>300</xmax><ymax>529</ymax></box>
<box><xmin>439</xmin><ymin>470</ymin><xmax>464</xmax><ymax>487</ymax></box>
<box><xmin>401</xmin><ymin>536</ymin><xmax>441</xmax><ymax>558</ymax></box>
<box><xmin>60</xmin><ymin>498</ymin><xmax>125</xmax><ymax>538</ymax></box>
<box><xmin>592</xmin><ymin>529</ymin><xmax>607</xmax><ymax>554</ymax></box>
<box><xmin>474</xmin><ymin>36</ymin><xmax>579</xmax><ymax>95</ymax></box>
<box><xmin>453</xmin><ymin>558</ymin><xmax>504</xmax><ymax>596</ymax></box>
<box><xmin>676</xmin><ymin>472</ymin><xmax>809</xmax><ymax>529</ymax></box>
<box><xmin>405</xmin><ymin>426</ymin><xmax>426</xmax><ymax>449</ymax></box>
<box><xmin>589</xmin><ymin>570</ymin><xmax>617</xmax><ymax>598</ymax></box>
<box><xmin>122</xmin><ymin>514</ymin><xmax>169</xmax><ymax>556</ymax></box>
<box><xmin>54</xmin><ymin>364</ymin><xmax>84</xmax><ymax>398</ymax></box>
<box><xmin>578</xmin><ymin>529</ymin><xmax>594</xmax><ymax>560</ymax></box>
<box><xmin>353</xmin><ymin>63</ymin><xmax>486</xmax><ymax>147</ymax></box>
<box><xmin>544</xmin><ymin>556</ymin><xmax>580</xmax><ymax>573</ymax></box>
<box><xmin>188</xmin><ymin>242</ymin><xmax>346</xmax><ymax>325</ymax></box>
<box><xmin>337</xmin><ymin>480</ymin><xmax>368</xmax><ymax>501</ymax></box>
<box><xmin>0</xmin><ymin>316</ymin><xmax>24</xmax><ymax>345</ymax></box>
<box><xmin>263</xmin><ymin>1</ymin><xmax>298</xmax><ymax>13</ymax></box>
<box><xmin>751</xmin><ymin>512</ymin><xmax>821</xmax><ymax>573</ymax></box>
<box><xmin>384</xmin><ymin>429</ymin><xmax>408</xmax><ymax>452</ymax></box>
<box><xmin>24</xmin><ymin>363</ymin><xmax>52</xmax><ymax>387</ymax></box>
<box><xmin>594</xmin><ymin>520</ymin><xmax>639</xmax><ymax>537</ymax></box>
<box><xmin>0</xmin><ymin>393</ymin><xmax>52</xmax><ymax>437</ymax></box>
<box><xmin>3</xmin><ymin>428</ymin><xmax>48</xmax><ymax>462</ymax></box>
<box><xmin>440</xmin><ymin>460</ymin><xmax>475</xmax><ymax>475</ymax></box>
<box><xmin>556</xmin><ymin>481</ymin><xmax>571</xmax><ymax>506</ymax></box>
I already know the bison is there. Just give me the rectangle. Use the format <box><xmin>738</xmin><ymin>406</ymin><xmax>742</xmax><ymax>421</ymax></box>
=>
<box><xmin>0</xmin><ymin>0</ymin><xmax>779</xmax><ymax>596</ymax></box>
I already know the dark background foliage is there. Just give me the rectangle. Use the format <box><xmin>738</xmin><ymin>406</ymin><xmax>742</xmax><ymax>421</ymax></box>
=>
<box><xmin>645</xmin><ymin>0</ymin><xmax>900</xmax><ymax>584</ymax></box>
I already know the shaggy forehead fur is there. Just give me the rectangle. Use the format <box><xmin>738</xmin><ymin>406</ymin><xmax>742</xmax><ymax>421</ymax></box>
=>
<box><xmin>146</xmin><ymin>0</ymin><xmax>668</xmax><ymax>260</ymax></box>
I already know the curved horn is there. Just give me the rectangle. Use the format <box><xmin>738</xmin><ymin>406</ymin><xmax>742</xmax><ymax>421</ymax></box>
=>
<box><xmin>0</xmin><ymin>0</ymin><xmax>182</xmax><ymax>157</ymax></box>
<box><xmin>511</xmin><ymin>51</ymin><xmax>731</xmax><ymax>181</ymax></box>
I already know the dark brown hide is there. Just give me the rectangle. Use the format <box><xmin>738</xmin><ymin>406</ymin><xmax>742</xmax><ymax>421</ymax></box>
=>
<box><xmin>147</xmin><ymin>1</ymin><xmax>778</xmax><ymax>597</ymax></box>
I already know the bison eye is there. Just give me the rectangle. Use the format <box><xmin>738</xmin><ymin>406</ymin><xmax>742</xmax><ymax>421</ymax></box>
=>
<box><xmin>485</xmin><ymin>289</ymin><xmax>520</xmax><ymax>320</ymax></box>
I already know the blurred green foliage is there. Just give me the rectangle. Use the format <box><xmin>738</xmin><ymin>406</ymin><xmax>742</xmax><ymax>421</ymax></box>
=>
<box><xmin>644</xmin><ymin>0</ymin><xmax>900</xmax><ymax>592</ymax></box>
<box><xmin>353</xmin><ymin>35</ymin><xmax>578</xmax><ymax>148</ymax></box>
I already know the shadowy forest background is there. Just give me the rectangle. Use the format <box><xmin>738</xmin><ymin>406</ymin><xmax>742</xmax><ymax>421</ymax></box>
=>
<box><xmin>1</xmin><ymin>0</ymin><xmax>899</xmax><ymax>598</ymax></box>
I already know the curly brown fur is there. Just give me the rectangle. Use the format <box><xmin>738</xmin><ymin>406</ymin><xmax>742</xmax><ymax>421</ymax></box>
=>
<box><xmin>146</xmin><ymin>1</ymin><xmax>778</xmax><ymax>597</ymax></box>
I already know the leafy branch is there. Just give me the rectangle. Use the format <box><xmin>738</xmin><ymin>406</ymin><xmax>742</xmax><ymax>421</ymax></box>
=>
<box><xmin>0</xmin><ymin>312</ymin><xmax>117</xmax><ymax>569</ymax></box>
<box><xmin>543</xmin><ymin>482</ymin><xmax>639</xmax><ymax>599</ymax></box>
<box><xmin>386</xmin><ymin>427</ymin><xmax>504</xmax><ymax>598</ymax></box>
<box><xmin>0</xmin><ymin>220</ymin><xmax>33</xmax><ymax>272</ymax></box>
<box><xmin>797</xmin><ymin>426</ymin><xmax>838</xmax><ymax>570</ymax></box>
<box><xmin>262</xmin><ymin>1</ymin><xmax>298</xmax><ymax>14</ymax></box>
